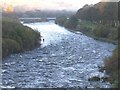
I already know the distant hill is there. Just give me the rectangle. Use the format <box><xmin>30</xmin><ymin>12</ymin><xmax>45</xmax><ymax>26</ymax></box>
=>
<box><xmin>16</xmin><ymin>10</ymin><xmax>75</xmax><ymax>18</ymax></box>
<box><xmin>55</xmin><ymin>1</ymin><xmax>119</xmax><ymax>43</ymax></box>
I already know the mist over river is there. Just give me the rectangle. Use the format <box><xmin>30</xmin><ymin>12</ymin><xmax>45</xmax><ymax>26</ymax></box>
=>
<box><xmin>2</xmin><ymin>21</ymin><xmax>116</xmax><ymax>88</ymax></box>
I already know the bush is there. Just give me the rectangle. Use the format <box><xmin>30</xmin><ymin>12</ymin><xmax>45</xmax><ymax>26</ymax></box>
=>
<box><xmin>2</xmin><ymin>16</ymin><xmax>40</xmax><ymax>58</ymax></box>
<box><xmin>88</xmin><ymin>76</ymin><xmax>101</xmax><ymax>81</ymax></box>
<box><xmin>105</xmin><ymin>48</ymin><xmax>118</xmax><ymax>73</ymax></box>
<box><xmin>55</xmin><ymin>16</ymin><xmax>67</xmax><ymax>26</ymax></box>
<box><xmin>104</xmin><ymin>47</ymin><xmax>119</xmax><ymax>87</ymax></box>
<box><xmin>93</xmin><ymin>25</ymin><xmax>110</xmax><ymax>38</ymax></box>
<box><xmin>2</xmin><ymin>39</ymin><xmax>21</xmax><ymax>58</ymax></box>
<box><xmin>64</xmin><ymin>15</ymin><xmax>78</xmax><ymax>29</ymax></box>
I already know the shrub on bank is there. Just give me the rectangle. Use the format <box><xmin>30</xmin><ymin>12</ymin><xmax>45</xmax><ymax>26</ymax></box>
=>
<box><xmin>2</xmin><ymin>38</ymin><xmax>21</xmax><ymax>57</ymax></box>
<box><xmin>93</xmin><ymin>24</ymin><xmax>118</xmax><ymax>40</ymax></box>
<box><xmin>93</xmin><ymin>24</ymin><xmax>110</xmax><ymax>38</ymax></box>
<box><xmin>104</xmin><ymin>45</ymin><xmax>119</xmax><ymax>87</ymax></box>
<box><xmin>55</xmin><ymin>16</ymin><xmax>67</xmax><ymax>26</ymax></box>
<box><xmin>64</xmin><ymin>15</ymin><xmax>78</xmax><ymax>29</ymax></box>
<box><xmin>2</xmin><ymin>17</ymin><xmax>41</xmax><ymax>58</ymax></box>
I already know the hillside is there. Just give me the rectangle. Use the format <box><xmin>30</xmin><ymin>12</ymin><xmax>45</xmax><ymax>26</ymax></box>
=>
<box><xmin>2</xmin><ymin>12</ymin><xmax>41</xmax><ymax>58</ymax></box>
<box><xmin>76</xmin><ymin>2</ymin><xmax>118</xmax><ymax>22</ymax></box>
<box><xmin>16</xmin><ymin>10</ymin><xmax>75</xmax><ymax>18</ymax></box>
<box><xmin>55</xmin><ymin>2</ymin><xmax>118</xmax><ymax>44</ymax></box>
<box><xmin>55</xmin><ymin>2</ymin><xmax>119</xmax><ymax>88</ymax></box>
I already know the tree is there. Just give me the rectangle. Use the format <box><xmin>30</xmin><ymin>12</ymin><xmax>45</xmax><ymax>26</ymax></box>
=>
<box><xmin>2</xmin><ymin>12</ymin><xmax>41</xmax><ymax>58</ymax></box>
<box><xmin>65</xmin><ymin>15</ymin><xmax>78</xmax><ymax>29</ymax></box>
<box><xmin>55</xmin><ymin>16</ymin><xmax>67</xmax><ymax>26</ymax></box>
<box><xmin>93</xmin><ymin>24</ymin><xmax>110</xmax><ymax>38</ymax></box>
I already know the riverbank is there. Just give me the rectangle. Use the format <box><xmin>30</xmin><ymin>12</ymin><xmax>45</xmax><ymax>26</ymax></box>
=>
<box><xmin>68</xmin><ymin>21</ymin><xmax>118</xmax><ymax>45</ymax></box>
<box><xmin>2</xmin><ymin>12</ymin><xmax>41</xmax><ymax>58</ymax></box>
<box><xmin>67</xmin><ymin>28</ymin><xmax>117</xmax><ymax>45</ymax></box>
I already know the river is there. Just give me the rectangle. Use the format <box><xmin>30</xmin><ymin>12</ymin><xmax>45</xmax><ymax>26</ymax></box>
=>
<box><xmin>2</xmin><ymin>21</ymin><xmax>116</xmax><ymax>88</ymax></box>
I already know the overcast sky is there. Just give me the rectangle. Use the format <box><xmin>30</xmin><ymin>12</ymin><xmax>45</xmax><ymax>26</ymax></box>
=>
<box><xmin>1</xmin><ymin>0</ymin><xmax>120</xmax><ymax>11</ymax></box>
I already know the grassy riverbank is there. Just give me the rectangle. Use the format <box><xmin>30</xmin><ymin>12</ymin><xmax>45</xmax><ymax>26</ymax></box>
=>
<box><xmin>55</xmin><ymin>17</ymin><xmax>118</xmax><ymax>45</ymax></box>
<box><xmin>75</xmin><ymin>21</ymin><xmax>118</xmax><ymax>45</ymax></box>
<box><xmin>2</xmin><ymin>12</ymin><xmax>41</xmax><ymax>58</ymax></box>
<box><xmin>55</xmin><ymin>2</ymin><xmax>119</xmax><ymax>88</ymax></box>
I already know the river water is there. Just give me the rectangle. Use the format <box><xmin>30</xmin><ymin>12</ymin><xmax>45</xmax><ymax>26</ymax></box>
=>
<box><xmin>2</xmin><ymin>21</ymin><xmax>116</xmax><ymax>88</ymax></box>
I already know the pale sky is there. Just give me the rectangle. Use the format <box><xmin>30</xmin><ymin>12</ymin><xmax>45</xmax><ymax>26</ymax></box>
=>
<box><xmin>1</xmin><ymin>0</ymin><xmax>120</xmax><ymax>11</ymax></box>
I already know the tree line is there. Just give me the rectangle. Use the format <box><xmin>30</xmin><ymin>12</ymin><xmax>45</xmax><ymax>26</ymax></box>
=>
<box><xmin>55</xmin><ymin>2</ymin><xmax>119</xmax><ymax>43</ymax></box>
<box><xmin>16</xmin><ymin>10</ymin><xmax>75</xmax><ymax>18</ymax></box>
<box><xmin>76</xmin><ymin>2</ymin><xmax>119</xmax><ymax>27</ymax></box>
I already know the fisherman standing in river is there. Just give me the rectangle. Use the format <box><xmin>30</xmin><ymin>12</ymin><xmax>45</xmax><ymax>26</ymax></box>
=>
<box><xmin>40</xmin><ymin>36</ymin><xmax>44</xmax><ymax>43</ymax></box>
<box><xmin>43</xmin><ymin>38</ymin><xmax>44</xmax><ymax>42</ymax></box>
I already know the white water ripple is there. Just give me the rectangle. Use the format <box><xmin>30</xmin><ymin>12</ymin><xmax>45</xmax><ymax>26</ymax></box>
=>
<box><xmin>2</xmin><ymin>21</ymin><xmax>116</xmax><ymax>88</ymax></box>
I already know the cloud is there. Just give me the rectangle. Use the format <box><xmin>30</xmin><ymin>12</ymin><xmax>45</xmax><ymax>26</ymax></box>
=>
<box><xmin>1</xmin><ymin>0</ymin><xmax>109</xmax><ymax>11</ymax></box>
<box><xmin>56</xmin><ymin>2</ymin><xmax>73</xmax><ymax>7</ymax></box>
<box><xmin>104</xmin><ymin>0</ymin><xmax>120</xmax><ymax>2</ymax></box>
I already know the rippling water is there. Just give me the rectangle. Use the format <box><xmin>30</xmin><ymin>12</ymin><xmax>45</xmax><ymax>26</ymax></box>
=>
<box><xmin>2</xmin><ymin>21</ymin><xmax>116</xmax><ymax>88</ymax></box>
<box><xmin>24</xmin><ymin>22</ymin><xmax>72</xmax><ymax>47</ymax></box>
